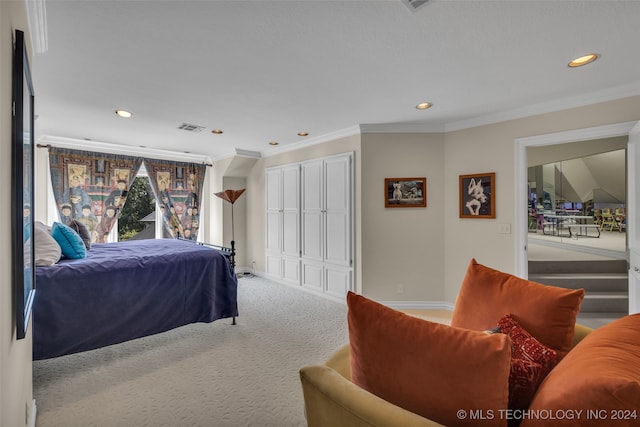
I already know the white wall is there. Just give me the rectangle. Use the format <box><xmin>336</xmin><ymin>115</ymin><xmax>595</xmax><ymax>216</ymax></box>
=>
<box><xmin>443</xmin><ymin>96</ymin><xmax>640</xmax><ymax>304</ymax></box>
<box><xmin>528</xmin><ymin>136</ymin><xmax>627</xmax><ymax>166</ymax></box>
<box><xmin>360</xmin><ymin>133</ymin><xmax>446</xmax><ymax>303</ymax></box>
<box><xmin>243</xmin><ymin>96</ymin><xmax>640</xmax><ymax>309</ymax></box>
<box><xmin>208</xmin><ymin>156</ymin><xmax>255</xmax><ymax>270</ymax></box>
<box><xmin>1</xmin><ymin>1</ymin><xmax>35</xmax><ymax>425</ymax></box>
<box><xmin>207</xmin><ymin>157</ymin><xmax>232</xmax><ymax>247</ymax></box>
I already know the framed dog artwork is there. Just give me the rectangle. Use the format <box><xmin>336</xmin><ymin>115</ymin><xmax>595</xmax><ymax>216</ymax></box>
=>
<box><xmin>385</xmin><ymin>177</ymin><xmax>426</xmax><ymax>208</ymax></box>
<box><xmin>459</xmin><ymin>172</ymin><xmax>495</xmax><ymax>218</ymax></box>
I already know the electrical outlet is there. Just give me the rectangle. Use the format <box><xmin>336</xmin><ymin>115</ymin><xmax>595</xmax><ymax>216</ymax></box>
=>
<box><xmin>498</xmin><ymin>223</ymin><xmax>511</xmax><ymax>234</ymax></box>
<box><xmin>396</xmin><ymin>283</ymin><xmax>404</xmax><ymax>294</ymax></box>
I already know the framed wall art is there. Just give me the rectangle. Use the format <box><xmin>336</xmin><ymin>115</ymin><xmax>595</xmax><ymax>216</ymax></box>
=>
<box><xmin>384</xmin><ymin>177</ymin><xmax>426</xmax><ymax>208</ymax></box>
<box><xmin>12</xmin><ymin>29</ymin><xmax>36</xmax><ymax>339</ymax></box>
<box><xmin>459</xmin><ymin>172</ymin><xmax>495</xmax><ymax>219</ymax></box>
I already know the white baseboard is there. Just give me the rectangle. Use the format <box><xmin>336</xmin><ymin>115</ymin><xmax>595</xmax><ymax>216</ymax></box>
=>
<box><xmin>245</xmin><ymin>271</ymin><xmax>455</xmax><ymax>311</ymax></box>
<box><xmin>381</xmin><ymin>301</ymin><xmax>455</xmax><ymax>311</ymax></box>
<box><xmin>234</xmin><ymin>266</ymin><xmax>254</xmax><ymax>276</ymax></box>
<box><xmin>28</xmin><ymin>399</ymin><xmax>36</xmax><ymax>427</ymax></box>
<box><xmin>253</xmin><ymin>271</ymin><xmax>348</xmax><ymax>304</ymax></box>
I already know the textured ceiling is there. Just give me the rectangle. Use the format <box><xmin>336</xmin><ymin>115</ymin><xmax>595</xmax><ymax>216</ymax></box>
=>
<box><xmin>32</xmin><ymin>0</ymin><xmax>640</xmax><ymax>160</ymax></box>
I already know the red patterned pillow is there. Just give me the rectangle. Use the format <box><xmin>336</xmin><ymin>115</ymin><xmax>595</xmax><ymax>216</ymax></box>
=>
<box><xmin>496</xmin><ymin>314</ymin><xmax>558</xmax><ymax>416</ymax></box>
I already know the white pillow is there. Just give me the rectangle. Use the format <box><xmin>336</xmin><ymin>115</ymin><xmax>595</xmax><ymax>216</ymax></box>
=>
<box><xmin>34</xmin><ymin>221</ymin><xmax>62</xmax><ymax>266</ymax></box>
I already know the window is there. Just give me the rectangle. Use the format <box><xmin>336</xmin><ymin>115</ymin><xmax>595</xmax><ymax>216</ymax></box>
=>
<box><xmin>118</xmin><ymin>175</ymin><xmax>156</xmax><ymax>241</ymax></box>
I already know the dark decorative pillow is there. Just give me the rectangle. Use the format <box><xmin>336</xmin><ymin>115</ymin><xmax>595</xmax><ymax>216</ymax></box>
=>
<box><xmin>51</xmin><ymin>221</ymin><xmax>87</xmax><ymax>259</ymax></box>
<box><xmin>495</xmin><ymin>314</ymin><xmax>558</xmax><ymax>420</ymax></box>
<box><xmin>67</xmin><ymin>219</ymin><xmax>91</xmax><ymax>250</ymax></box>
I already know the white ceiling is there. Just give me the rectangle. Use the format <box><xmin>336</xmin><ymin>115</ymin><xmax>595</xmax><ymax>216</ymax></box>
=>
<box><xmin>551</xmin><ymin>150</ymin><xmax>626</xmax><ymax>203</ymax></box>
<box><xmin>32</xmin><ymin>0</ymin><xmax>640</xmax><ymax>161</ymax></box>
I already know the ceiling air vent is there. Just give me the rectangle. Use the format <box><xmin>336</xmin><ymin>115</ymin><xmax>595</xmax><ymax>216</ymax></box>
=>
<box><xmin>177</xmin><ymin>123</ymin><xmax>205</xmax><ymax>133</ymax></box>
<box><xmin>401</xmin><ymin>0</ymin><xmax>432</xmax><ymax>13</ymax></box>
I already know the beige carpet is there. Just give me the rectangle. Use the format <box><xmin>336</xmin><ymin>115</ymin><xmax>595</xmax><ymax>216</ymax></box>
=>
<box><xmin>33</xmin><ymin>276</ymin><xmax>350</xmax><ymax>427</ymax></box>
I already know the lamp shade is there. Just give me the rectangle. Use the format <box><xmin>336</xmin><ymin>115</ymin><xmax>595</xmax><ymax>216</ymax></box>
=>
<box><xmin>214</xmin><ymin>188</ymin><xmax>245</xmax><ymax>204</ymax></box>
<box><xmin>214</xmin><ymin>188</ymin><xmax>246</xmax><ymax>248</ymax></box>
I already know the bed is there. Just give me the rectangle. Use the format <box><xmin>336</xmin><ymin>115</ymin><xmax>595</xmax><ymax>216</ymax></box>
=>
<box><xmin>33</xmin><ymin>238</ymin><xmax>238</xmax><ymax>360</ymax></box>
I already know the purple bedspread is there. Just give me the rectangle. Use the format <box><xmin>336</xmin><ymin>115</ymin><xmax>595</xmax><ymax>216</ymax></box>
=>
<box><xmin>33</xmin><ymin>239</ymin><xmax>238</xmax><ymax>360</ymax></box>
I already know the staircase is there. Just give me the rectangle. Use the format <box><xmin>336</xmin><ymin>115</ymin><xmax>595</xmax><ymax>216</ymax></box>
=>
<box><xmin>528</xmin><ymin>259</ymin><xmax>628</xmax><ymax>326</ymax></box>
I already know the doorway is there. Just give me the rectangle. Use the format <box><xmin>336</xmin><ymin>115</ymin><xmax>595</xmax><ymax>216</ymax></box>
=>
<box><xmin>516</xmin><ymin>121</ymin><xmax>640</xmax><ymax>318</ymax></box>
<box><xmin>515</xmin><ymin>121</ymin><xmax>637</xmax><ymax>277</ymax></box>
<box><xmin>527</xmin><ymin>145</ymin><xmax>627</xmax><ymax>255</ymax></box>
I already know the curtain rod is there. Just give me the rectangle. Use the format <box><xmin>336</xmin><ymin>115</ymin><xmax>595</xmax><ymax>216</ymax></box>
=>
<box><xmin>36</xmin><ymin>143</ymin><xmax>213</xmax><ymax>167</ymax></box>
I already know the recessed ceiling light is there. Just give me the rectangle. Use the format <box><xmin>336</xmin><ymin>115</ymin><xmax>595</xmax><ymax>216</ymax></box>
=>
<box><xmin>115</xmin><ymin>109</ymin><xmax>132</xmax><ymax>118</ymax></box>
<box><xmin>297</xmin><ymin>132</ymin><xmax>309</xmax><ymax>137</ymax></box>
<box><xmin>568</xmin><ymin>54</ymin><xmax>599</xmax><ymax>68</ymax></box>
<box><xmin>269</xmin><ymin>141</ymin><xmax>279</xmax><ymax>146</ymax></box>
<box><xmin>211</xmin><ymin>129</ymin><xmax>223</xmax><ymax>134</ymax></box>
<box><xmin>416</xmin><ymin>102</ymin><xmax>433</xmax><ymax>110</ymax></box>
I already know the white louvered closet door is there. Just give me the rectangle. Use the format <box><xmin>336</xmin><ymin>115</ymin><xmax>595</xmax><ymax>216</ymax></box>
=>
<box><xmin>301</xmin><ymin>153</ymin><xmax>353</xmax><ymax>298</ymax></box>
<box><xmin>265</xmin><ymin>165</ymin><xmax>300</xmax><ymax>285</ymax></box>
<box><xmin>265</xmin><ymin>168</ymin><xmax>283</xmax><ymax>278</ymax></box>
<box><xmin>301</xmin><ymin>159</ymin><xmax>324</xmax><ymax>291</ymax></box>
<box><xmin>324</xmin><ymin>155</ymin><xmax>351</xmax><ymax>267</ymax></box>
<box><xmin>323</xmin><ymin>154</ymin><xmax>352</xmax><ymax>299</ymax></box>
<box><xmin>281</xmin><ymin>164</ymin><xmax>301</xmax><ymax>285</ymax></box>
<box><xmin>266</xmin><ymin>153</ymin><xmax>353</xmax><ymax>299</ymax></box>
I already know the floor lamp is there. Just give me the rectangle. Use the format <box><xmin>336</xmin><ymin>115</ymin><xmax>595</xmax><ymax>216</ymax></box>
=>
<box><xmin>214</xmin><ymin>188</ymin><xmax>246</xmax><ymax>271</ymax></box>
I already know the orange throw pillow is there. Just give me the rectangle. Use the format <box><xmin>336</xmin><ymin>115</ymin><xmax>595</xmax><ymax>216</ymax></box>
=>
<box><xmin>521</xmin><ymin>313</ymin><xmax>640</xmax><ymax>427</ymax></box>
<box><xmin>347</xmin><ymin>291</ymin><xmax>511</xmax><ymax>427</ymax></box>
<box><xmin>451</xmin><ymin>259</ymin><xmax>584</xmax><ymax>358</ymax></box>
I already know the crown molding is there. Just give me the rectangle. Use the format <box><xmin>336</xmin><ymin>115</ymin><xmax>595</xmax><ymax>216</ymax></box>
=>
<box><xmin>515</xmin><ymin>121</ymin><xmax>637</xmax><ymax>147</ymax></box>
<box><xmin>234</xmin><ymin>148</ymin><xmax>262</xmax><ymax>159</ymax></box>
<box><xmin>224</xmin><ymin>85</ymin><xmax>638</xmax><ymax>158</ymax></box>
<box><xmin>213</xmin><ymin>148</ymin><xmax>262</xmax><ymax>162</ymax></box>
<box><xmin>445</xmin><ymin>83</ymin><xmax>640</xmax><ymax>132</ymax></box>
<box><xmin>261</xmin><ymin>125</ymin><xmax>361</xmax><ymax>158</ymax></box>
<box><xmin>359</xmin><ymin>122</ymin><xmax>445</xmax><ymax>133</ymax></box>
<box><xmin>26</xmin><ymin>0</ymin><xmax>48</xmax><ymax>54</ymax></box>
<box><xmin>38</xmin><ymin>135</ymin><xmax>213</xmax><ymax>165</ymax></box>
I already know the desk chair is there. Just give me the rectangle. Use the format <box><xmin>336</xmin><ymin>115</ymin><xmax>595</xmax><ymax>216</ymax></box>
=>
<box><xmin>601</xmin><ymin>208</ymin><xmax>622</xmax><ymax>232</ymax></box>
<box><xmin>593</xmin><ymin>209</ymin><xmax>602</xmax><ymax>227</ymax></box>
<box><xmin>614</xmin><ymin>208</ymin><xmax>626</xmax><ymax>231</ymax></box>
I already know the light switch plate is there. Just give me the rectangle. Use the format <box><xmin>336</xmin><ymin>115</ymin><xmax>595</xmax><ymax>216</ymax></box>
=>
<box><xmin>498</xmin><ymin>223</ymin><xmax>511</xmax><ymax>234</ymax></box>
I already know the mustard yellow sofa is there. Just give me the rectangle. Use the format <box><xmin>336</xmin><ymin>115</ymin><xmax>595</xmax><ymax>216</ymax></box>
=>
<box><xmin>301</xmin><ymin>260</ymin><xmax>640</xmax><ymax>427</ymax></box>
<box><xmin>299</xmin><ymin>323</ymin><xmax>593</xmax><ymax>427</ymax></box>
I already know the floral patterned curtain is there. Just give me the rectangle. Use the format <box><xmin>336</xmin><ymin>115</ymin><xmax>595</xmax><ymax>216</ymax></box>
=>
<box><xmin>143</xmin><ymin>158</ymin><xmax>206</xmax><ymax>240</ymax></box>
<box><xmin>48</xmin><ymin>148</ymin><xmax>143</xmax><ymax>243</ymax></box>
